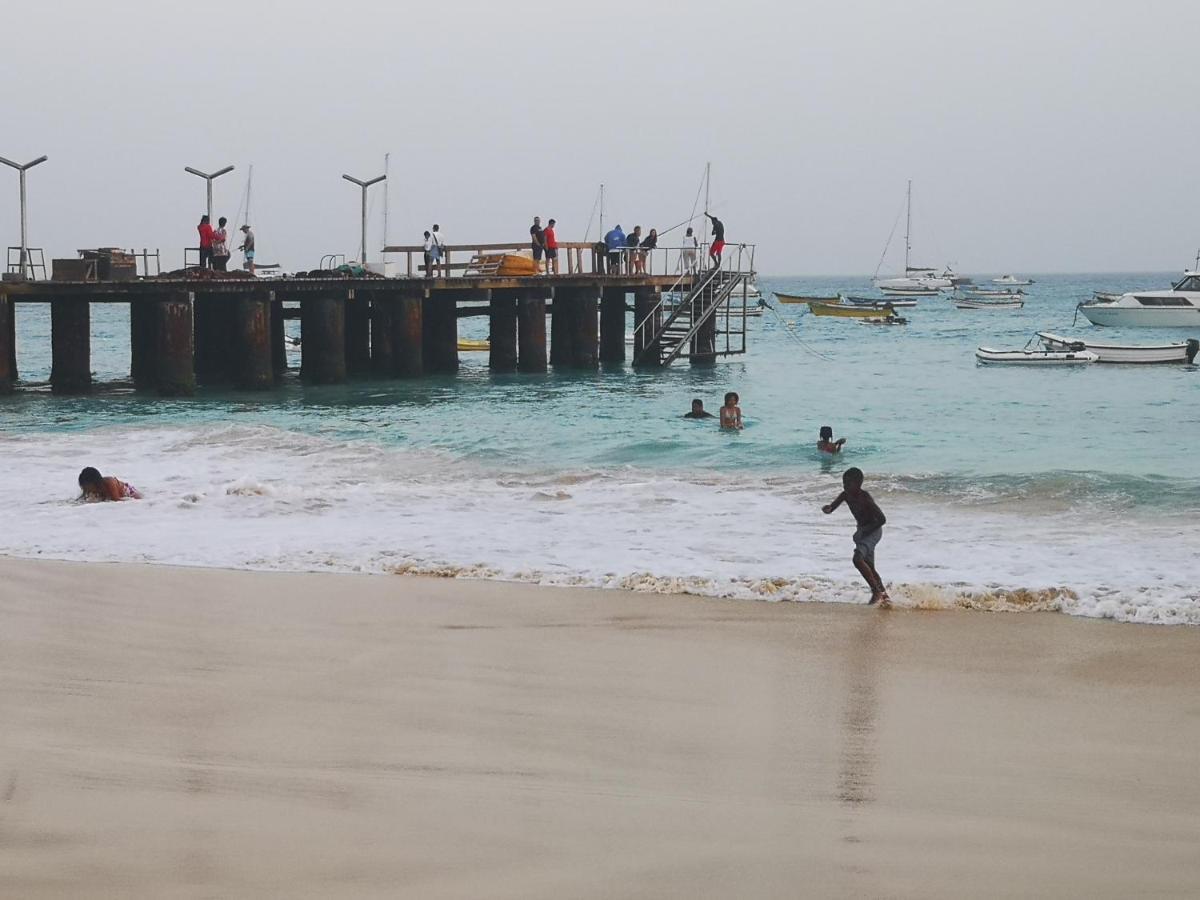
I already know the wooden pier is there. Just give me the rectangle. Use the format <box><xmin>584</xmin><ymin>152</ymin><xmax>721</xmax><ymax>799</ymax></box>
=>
<box><xmin>0</xmin><ymin>242</ymin><xmax>755</xmax><ymax>396</ymax></box>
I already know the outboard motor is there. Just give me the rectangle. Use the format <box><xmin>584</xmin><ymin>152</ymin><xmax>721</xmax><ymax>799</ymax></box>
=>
<box><xmin>1186</xmin><ymin>339</ymin><xmax>1199</xmax><ymax>365</ymax></box>
<box><xmin>1067</xmin><ymin>341</ymin><xmax>1087</xmax><ymax>352</ymax></box>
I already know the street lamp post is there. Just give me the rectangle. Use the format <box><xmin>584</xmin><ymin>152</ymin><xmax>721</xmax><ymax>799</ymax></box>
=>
<box><xmin>0</xmin><ymin>154</ymin><xmax>49</xmax><ymax>280</ymax></box>
<box><xmin>342</xmin><ymin>173</ymin><xmax>386</xmax><ymax>265</ymax></box>
<box><xmin>184</xmin><ymin>164</ymin><xmax>235</xmax><ymax>221</ymax></box>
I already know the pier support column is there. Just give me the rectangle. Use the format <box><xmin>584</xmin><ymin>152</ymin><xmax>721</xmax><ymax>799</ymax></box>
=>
<box><xmin>130</xmin><ymin>300</ymin><xmax>155</xmax><ymax>390</ymax></box>
<box><xmin>301</xmin><ymin>293</ymin><xmax>347</xmax><ymax>384</ymax></box>
<box><xmin>549</xmin><ymin>290</ymin><xmax>569</xmax><ymax>367</ymax></box>
<box><xmin>517</xmin><ymin>290</ymin><xmax>547</xmax><ymax>373</ymax></box>
<box><xmin>422</xmin><ymin>293</ymin><xmax>459</xmax><ymax>375</ymax></box>
<box><xmin>153</xmin><ymin>291</ymin><xmax>195</xmax><ymax>396</ymax></box>
<box><xmin>193</xmin><ymin>293</ymin><xmax>231</xmax><ymax>385</ymax></box>
<box><xmin>633</xmin><ymin>288</ymin><xmax>662</xmax><ymax>367</ymax></box>
<box><xmin>51</xmin><ymin>298</ymin><xmax>91</xmax><ymax>394</ymax></box>
<box><xmin>270</xmin><ymin>298</ymin><xmax>287</xmax><ymax>376</ymax></box>
<box><xmin>566</xmin><ymin>285</ymin><xmax>599</xmax><ymax>369</ymax></box>
<box><xmin>230</xmin><ymin>293</ymin><xmax>274</xmax><ymax>390</ymax></box>
<box><xmin>394</xmin><ymin>292</ymin><xmax>424</xmax><ymax>377</ymax></box>
<box><xmin>345</xmin><ymin>292</ymin><xmax>371</xmax><ymax>377</ymax></box>
<box><xmin>600</xmin><ymin>287</ymin><xmax>626</xmax><ymax>363</ymax></box>
<box><xmin>690</xmin><ymin>301</ymin><xmax>717</xmax><ymax>365</ymax></box>
<box><xmin>0</xmin><ymin>295</ymin><xmax>13</xmax><ymax>394</ymax></box>
<box><xmin>371</xmin><ymin>293</ymin><xmax>395</xmax><ymax>376</ymax></box>
<box><xmin>489</xmin><ymin>291</ymin><xmax>518</xmax><ymax>372</ymax></box>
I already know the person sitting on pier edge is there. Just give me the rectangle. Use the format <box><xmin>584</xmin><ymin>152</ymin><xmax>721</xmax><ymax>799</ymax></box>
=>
<box><xmin>530</xmin><ymin>216</ymin><xmax>546</xmax><ymax>274</ymax></box>
<box><xmin>431</xmin><ymin>224</ymin><xmax>445</xmax><ymax>276</ymax></box>
<box><xmin>211</xmin><ymin>217</ymin><xmax>231</xmax><ymax>271</ymax></box>
<box><xmin>818</xmin><ymin>425</ymin><xmax>846</xmax><ymax>454</ymax></box>
<box><xmin>604</xmin><ymin>224</ymin><xmax>626</xmax><ymax>274</ymax></box>
<box><xmin>625</xmin><ymin>226</ymin><xmax>643</xmax><ymax>275</ymax></box>
<box><xmin>422</xmin><ymin>230</ymin><xmax>434</xmax><ymax>277</ymax></box>
<box><xmin>720</xmin><ymin>391</ymin><xmax>743</xmax><ymax>430</ymax></box>
<box><xmin>683</xmin><ymin>398</ymin><xmax>715</xmax><ymax>419</ymax></box>
<box><xmin>197</xmin><ymin>215</ymin><xmax>214</xmax><ymax>269</ymax></box>
<box><xmin>705</xmin><ymin>212</ymin><xmax>725</xmax><ymax>269</ymax></box>
<box><xmin>682</xmin><ymin>226</ymin><xmax>699</xmax><ymax>273</ymax></box>
<box><xmin>78</xmin><ymin>466</ymin><xmax>142</xmax><ymax>502</ymax></box>
<box><xmin>238</xmin><ymin>224</ymin><xmax>255</xmax><ymax>274</ymax></box>
<box><xmin>544</xmin><ymin>218</ymin><xmax>559</xmax><ymax>275</ymax></box>
<box><xmin>639</xmin><ymin>228</ymin><xmax>658</xmax><ymax>275</ymax></box>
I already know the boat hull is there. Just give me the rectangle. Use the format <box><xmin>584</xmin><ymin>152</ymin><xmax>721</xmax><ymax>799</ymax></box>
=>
<box><xmin>976</xmin><ymin>347</ymin><xmax>1097</xmax><ymax>365</ymax></box>
<box><xmin>1077</xmin><ymin>305</ymin><xmax>1200</xmax><ymax>327</ymax></box>
<box><xmin>1037</xmin><ymin>332</ymin><xmax>1198</xmax><ymax>364</ymax></box>
<box><xmin>811</xmin><ymin>303</ymin><xmax>895</xmax><ymax>319</ymax></box>
<box><xmin>774</xmin><ymin>292</ymin><xmax>840</xmax><ymax>304</ymax></box>
<box><xmin>956</xmin><ymin>299</ymin><xmax>1024</xmax><ymax>309</ymax></box>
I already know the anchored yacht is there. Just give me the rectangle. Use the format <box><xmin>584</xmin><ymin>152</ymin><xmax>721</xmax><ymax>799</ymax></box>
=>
<box><xmin>1077</xmin><ymin>272</ymin><xmax>1200</xmax><ymax>327</ymax></box>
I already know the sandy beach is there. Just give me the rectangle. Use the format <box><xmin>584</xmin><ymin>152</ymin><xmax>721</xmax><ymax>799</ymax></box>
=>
<box><xmin>0</xmin><ymin>558</ymin><xmax>1197</xmax><ymax>898</ymax></box>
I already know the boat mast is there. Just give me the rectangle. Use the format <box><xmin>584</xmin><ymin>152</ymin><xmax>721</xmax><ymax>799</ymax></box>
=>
<box><xmin>905</xmin><ymin>179</ymin><xmax>912</xmax><ymax>273</ymax></box>
<box><xmin>383</xmin><ymin>152</ymin><xmax>390</xmax><ymax>249</ymax></box>
<box><xmin>599</xmin><ymin>183</ymin><xmax>605</xmax><ymax>238</ymax></box>
<box><xmin>703</xmin><ymin>162</ymin><xmax>711</xmax><ymax>247</ymax></box>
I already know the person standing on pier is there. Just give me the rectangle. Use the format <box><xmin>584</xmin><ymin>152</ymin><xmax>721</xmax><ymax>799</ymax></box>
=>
<box><xmin>626</xmin><ymin>226</ymin><xmax>643</xmax><ymax>274</ymax></box>
<box><xmin>682</xmin><ymin>226</ymin><xmax>700</xmax><ymax>273</ymax></box>
<box><xmin>705</xmin><ymin>212</ymin><xmax>725</xmax><ymax>269</ymax></box>
<box><xmin>604</xmin><ymin>224</ymin><xmax>626</xmax><ymax>275</ymax></box>
<box><xmin>431</xmin><ymin>224</ymin><xmax>445</xmax><ymax>276</ymax></box>
<box><xmin>544</xmin><ymin>219</ymin><xmax>559</xmax><ymax>275</ymax></box>
<box><xmin>238</xmin><ymin>224</ymin><xmax>256</xmax><ymax>274</ymax></box>
<box><xmin>197</xmin><ymin>215</ymin><xmax>214</xmax><ymax>269</ymax></box>
<box><xmin>640</xmin><ymin>228</ymin><xmax>658</xmax><ymax>275</ymax></box>
<box><xmin>530</xmin><ymin>217</ymin><xmax>546</xmax><ymax>274</ymax></box>
<box><xmin>422</xmin><ymin>230</ymin><xmax>434</xmax><ymax>277</ymax></box>
<box><xmin>211</xmin><ymin>217</ymin><xmax>231</xmax><ymax>271</ymax></box>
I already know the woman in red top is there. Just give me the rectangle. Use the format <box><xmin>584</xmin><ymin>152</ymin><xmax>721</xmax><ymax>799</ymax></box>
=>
<box><xmin>197</xmin><ymin>215</ymin><xmax>215</xmax><ymax>269</ymax></box>
<box><xmin>544</xmin><ymin>218</ymin><xmax>559</xmax><ymax>275</ymax></box>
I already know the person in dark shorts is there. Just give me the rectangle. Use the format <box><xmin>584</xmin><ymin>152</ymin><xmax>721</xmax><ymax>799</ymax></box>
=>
<box><xmin>683</xmin><ymin>398</ymin><xmax>715</xmax><ymax>419</ymax></box>
<box><xmin>422</xmin><ymin>230</ymin><xmax>434</xmax><ymax>276</ymax></box>
<box><xmin>822</xmin><ymin>467</ymin><xmax>889</xmax><ymax>606</ymax></box>
<box><xmin>705</xmin><ymin>211</ymin><xmax>725</xmax><ymax>268</ymax></box>
<box><xmin>544</xmin><ymin>218</ymin><xmax>559</xmax><ymax>275</ymax></box>
<box><xmin>530</xmin><ymin>216</ymin><xmax>546</xmax><ymax>273</ymax></box>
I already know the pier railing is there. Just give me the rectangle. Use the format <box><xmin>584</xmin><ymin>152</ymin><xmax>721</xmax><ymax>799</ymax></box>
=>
<box><xmin>379</xmin><ymin>240</ymin><xmax>732</xmax><ymax>279</ymax></box>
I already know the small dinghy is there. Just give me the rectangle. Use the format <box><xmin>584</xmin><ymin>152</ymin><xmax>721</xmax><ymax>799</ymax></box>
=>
<box><xmin>774</xmin><ymin>292</ymin><xmax>840</xmax><ymax>304</ymax></box>
<box><xmin>1038</xmin><ymin>332</ymin><xmax>1199</xmax><ymax>364</ymax></box>
<box><xmin>976</xmin><ymin>344</ymin><xmax>1097</xmax><ymax>365</ymax></box>
<box><xmin>810</xmin><ymin>302</ymin><xmax>899</xmax><ymax>319</ymax></box>
<box><xmin>956</xmin><ymin>297</ymin><xmax>1025</xmax><ymax>310</ymax></box>
<box><xmin>843</xmin><ymin>295</ymin><xmax>918</xmax><ymax>308</ymax></box>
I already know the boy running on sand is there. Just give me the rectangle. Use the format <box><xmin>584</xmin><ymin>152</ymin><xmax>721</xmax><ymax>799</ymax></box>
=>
<box><xmin>822</xmin><ymin>467</ymin><xmax>889</xmax><ymax>606</ymax></box>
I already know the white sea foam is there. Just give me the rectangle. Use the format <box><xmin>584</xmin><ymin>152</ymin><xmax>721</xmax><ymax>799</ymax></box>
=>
<box><xmin>1</xmin><ymin>424</ymin><xmax>1197</xmax><ymax>626</ymax></box>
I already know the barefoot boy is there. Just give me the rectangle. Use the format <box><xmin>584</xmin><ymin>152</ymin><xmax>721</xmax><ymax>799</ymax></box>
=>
<box><xmin>822</xmin><ymin>467</ymin><xmax>888</xmax><ymax>605</ymax></box>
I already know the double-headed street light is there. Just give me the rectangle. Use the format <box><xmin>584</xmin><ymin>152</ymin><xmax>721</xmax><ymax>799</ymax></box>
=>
<box><xmin>0</xmin><ymin>153</ymin><xmax>49</xmax><ymax>280</ymax></box>
<box><xmin>342</xmin><ymin>172</ymin><xmax>386</xmax><ymax>265</ymax></box>
<box><xmin>184</xmin><ymin>164</ymin><xmax>235</xmax><ymax>221</ymax></box>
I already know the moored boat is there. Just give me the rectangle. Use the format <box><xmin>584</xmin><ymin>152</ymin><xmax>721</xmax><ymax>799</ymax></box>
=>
<box><xmin>772</xmin><ymin>294</ymin><xmax>840</xmax><ymax>304</ymax></box>
<box><xmin>964</xmin><ymin>287</ymin><xmax>1025</xmax><ymax>298</ymax></box>
<box><xmin>879</xmin><ymin>284</ymin><xmax>940</xmax><ymax>297</ymax></box>
<box><xmin>992</xmin><ymin>274</ymin><xmax>1035</xmax><ymax>286</ymax></box>
<box><xmin>842</xmin><ymin>295</ymin><xmax>918</xmax><ymax>308</ymax></box>
<box><xmin>1037</xmin><ymin>332</ymin><xmax>1199</xmax><ymax>364</ymax></box>
<box><xmin>811</xmin><ymin>302</ymin><xmax>898</xmax><ymax>319</ymax></box>
<box><xmin>956</xmin><ymin>297</ymin><xmax>1024</xmax><ymax>310</ymax></box>
<box><xmin>976</xmin><ymin>346</ymin><xmax>1097</xmax><ymax>365</ymax></box>
<box><xmin>857</xmin><ymin>315</ymin><xmax>908</xmax><ymax>326</ymax></box>
<box><xmin>1077</xmin><ymin>272</ymin><xmax>1200</xmax><ymax>327</ymax></box>
<box><xmin>457</xmin><ymin>338</ymin><xmax>490</xmax><ymax>352</ymax></box>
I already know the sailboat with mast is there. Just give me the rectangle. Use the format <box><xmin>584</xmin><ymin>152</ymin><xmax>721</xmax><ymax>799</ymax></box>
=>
<box><xmin>873</xmin><ymin>180</ymin><xmax>965</xmax><ymax>294</ymax></box>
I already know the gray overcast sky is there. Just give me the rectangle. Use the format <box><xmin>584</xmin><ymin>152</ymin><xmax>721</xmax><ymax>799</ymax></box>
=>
<box><xmin>3</xmin><ymin>0</ymin><xmax>1199</xmax><ymax>275</ymax></box>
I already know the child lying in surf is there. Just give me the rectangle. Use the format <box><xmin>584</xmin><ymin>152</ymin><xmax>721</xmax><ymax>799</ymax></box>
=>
<box><xmin>78</xmin><ymin>467</ymin><xmax>142</xmax><ymax>502</ymax></box>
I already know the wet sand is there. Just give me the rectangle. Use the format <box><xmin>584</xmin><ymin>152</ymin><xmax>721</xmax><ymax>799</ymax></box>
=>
<box><xmin>1</xmin><ymin>557</ymin><xmax>1198</xmax><ymax>898</ymax></box>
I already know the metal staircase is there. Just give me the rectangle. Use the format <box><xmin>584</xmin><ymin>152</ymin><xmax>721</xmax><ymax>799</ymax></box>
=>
<box><xmin>633</xmin><ymin>244</ymin><xmax>755</xmax><ymax>367</ymax></box>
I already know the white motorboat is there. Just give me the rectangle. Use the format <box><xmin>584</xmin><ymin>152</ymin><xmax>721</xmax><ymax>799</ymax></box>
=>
<box><xmin>1092</xmin><ymin>291</ymin><xmax>1122</xmax><ymax>303</ymax></box>
<box><xmin>964</xmin><ymin>287</ymin><xmax>1025</xmax><ymax>298</ymax></box>
<box><xmin>976</xmin><ymin>346</ymin><xmax>1097</xmax><ymax>365</ymax></box>
<box><xmin>1077</xmin><ymin>272</ymin><xmax>1200</xmax><ymax>327</ymax></box>
<box><xmin>1037</xmin><ymin>332</ymin><xmax>1199</xmax><ymax>364</ymax></box>
<box><xmin>956</xmin><ymin>297</ymin><xmax>1024</xmax><ymax>310</ymax></box>
<box><xmin>992</xmin><ymin>274</ymin><xmax>1034</xmax><ymax>286</ymax></box>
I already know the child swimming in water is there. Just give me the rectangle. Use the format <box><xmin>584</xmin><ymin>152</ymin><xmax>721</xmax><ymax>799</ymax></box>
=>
<box><xmin>78</xmin><ymin>467</ymin><xmax>142</xmax><ymax>502</ymax></box>
<box><xmin>818</xmin><ymin>425</ymin><xmax>846</xmax><ymax>454</ymax></box>
<box><xmin>719</xmin><ymin>392</ymin><xmax>743</xmax><ymax>430</ymax></box>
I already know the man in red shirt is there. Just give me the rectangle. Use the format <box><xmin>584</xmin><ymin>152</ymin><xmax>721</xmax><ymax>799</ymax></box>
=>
<box><xmin>544</xmin><ymin>218</ymin><xmax>559</xmax><ymax>275</ymax></box>
<box><xmin>197</xmin><ymin>215</ymin><xmax>215</xmax><ymax>269</ymax></box>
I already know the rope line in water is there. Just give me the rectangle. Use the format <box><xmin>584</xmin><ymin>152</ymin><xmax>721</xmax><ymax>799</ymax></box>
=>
<box><xmin>764</xmin><ymin>301</ymin><xmax>836</xmax><ymax>362</ymax></box>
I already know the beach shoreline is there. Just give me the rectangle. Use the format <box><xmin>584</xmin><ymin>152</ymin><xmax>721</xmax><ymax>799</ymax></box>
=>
<box><xmin>1</xmin><ymin>556</ymin><xmax>1198</xmax><ymax>898</ymax></box>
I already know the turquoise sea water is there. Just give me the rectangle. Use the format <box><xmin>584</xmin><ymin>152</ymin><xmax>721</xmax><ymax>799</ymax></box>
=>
<box><xmin>2</xmin><ymin>272</ymin><xmax>1197</xmax><ymax>623</ymax></box>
